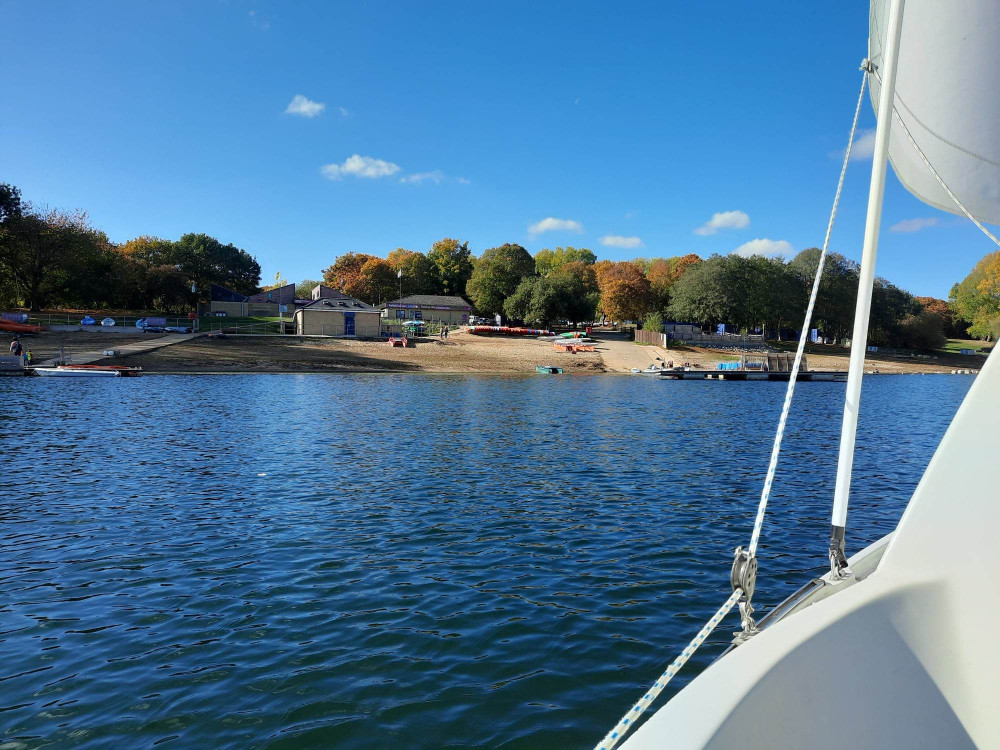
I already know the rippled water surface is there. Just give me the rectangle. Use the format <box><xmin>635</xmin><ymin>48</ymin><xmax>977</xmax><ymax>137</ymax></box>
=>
<box><xmin>0</xmin><ymin>373</ymin><xmax>972</xmax><ymax>748</ymax></box>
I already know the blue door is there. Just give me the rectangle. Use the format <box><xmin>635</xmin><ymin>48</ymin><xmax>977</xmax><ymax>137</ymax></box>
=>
<box><xmin>344</xmin><ymin>312</ymin><xmax>355</xmax><ymax>336</ymax></box>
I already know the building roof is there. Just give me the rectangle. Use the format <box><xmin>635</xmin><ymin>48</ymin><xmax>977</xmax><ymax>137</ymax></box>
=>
<box><xmin>382</xmin><ymin>294</ymin><xmax>472</xmax><ymax>309</ymax></box>
<box><xmin>299</xmin><ymin>295</ymin><xmax>378</xmax><ymax>312</ymax></box>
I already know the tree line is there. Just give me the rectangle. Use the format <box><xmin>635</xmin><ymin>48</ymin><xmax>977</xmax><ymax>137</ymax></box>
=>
<box><xmin>0</xmin><ymin>183</ymin><xmax>261</xmax><ymax>312</ymax></box>
<box><xmin>3</xmin><ymin>181</ymin><xmax>991</xmax><ymax>348</ymax></box>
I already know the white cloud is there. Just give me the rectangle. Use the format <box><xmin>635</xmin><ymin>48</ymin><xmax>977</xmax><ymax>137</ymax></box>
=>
<box><xmin>832</xmin><ymin>128</ymin><xmax>877</xmax><ymax>161</ymax></box>
<box><xmin>528</xmin><ymin>217</ymin><xmax>584</xmax><ymax>236</ymax></box>
<box><xmin>400</xmin><ymin>170</ymin><xmax>446</xmax><ymax>185</ymax></box>
<box><xmin>599</xmin><ymin>234</ymin><xmax>644</xmax><ymax>249</ymax></box>
<box><xmin>285</xmin><ymin>94</ymin><xmax>325</xmax><ymax>118</ymax></box>
<box><xmin>694</xmin><ymin>210</ymin><xmax>750</xmax><ymax>236</ymax></box>
<box><xmin>890</xmin><ymin>217</ymin><xmax>938</xmax><ymax>233</ymax></box>
<box><xmin>456</xmin><ymin>176</ymin><xmax>472</xmax><ymax>185</ymax></box>
<box><xmin>338</xmin><ymin>106</ymin><xmax>350</xmax><ymax>118</ymax></box>
<box><xmin>731</xmin><ymin>238</ymin><xmax>794</xmax><ymax>259</ymax></box>
<box><xmin>321</xmin><ymin>154</ymin><xmax>401</xmax><ymax>180</ymax></box>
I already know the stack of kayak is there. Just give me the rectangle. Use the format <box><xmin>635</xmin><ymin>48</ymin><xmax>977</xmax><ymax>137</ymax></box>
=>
<box><xmin>466</xmin><ymin>325</ymin><xmax>554</xmax><ymax>337</ymax></box>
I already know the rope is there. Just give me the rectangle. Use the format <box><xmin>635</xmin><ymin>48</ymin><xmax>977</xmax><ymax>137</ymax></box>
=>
<box><xmin>890</xmin><ymin>107</ymin><xmax>1000</xmax><ymax>249</ymax></box>
<box><xmin>594</xmin><ymin>589</ymin><xmax>743</xmax><ymax>750</ymax></box>
<box><xmin>748</xmin><ymin>68</ymin><xmax>868</xmax><ymax>556</ymax></box>
<box><xmin>591</xmin><ymin>71</ymin><xmax>869</xmax><ymax>750</ymax></box>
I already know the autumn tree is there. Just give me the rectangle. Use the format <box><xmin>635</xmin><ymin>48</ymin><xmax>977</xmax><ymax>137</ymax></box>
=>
<box><xmin>594</xmin><ymin>261</ymin><xmax>652</xmax><ymax>322</ymax></box>
<box><xmin>346</xmin><ymin>258</ymin><xmax>398</xmax><ymax>305</ymax></box>
<box><xmin>466</xmin><ymin>243</ymin><xmax>535</xmax><ymax>315</ymax></box>
<box><xmin>119</xmin><ymin>235</ymin><xmax>175</xmax><ymax>267</ymax></box>
<box><xmin>915</xmin><ymin>296</ymin><xmax>965</xmax><ymax>338</ymax></box>
<box><xmin>427</xmin><ymin>238</ymin><xmax>473</xmax><ymax>296</ymax></box>
<box><xmin>322</xmin><ymin>252</ymin><xmax>378</xmax><ymax>293</ymax></box>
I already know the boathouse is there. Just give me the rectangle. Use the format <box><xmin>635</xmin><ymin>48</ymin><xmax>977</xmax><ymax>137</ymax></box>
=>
<box><xmin>293</xmin><ymin>292</ymin><xmax>381</xmax><ymax>336</ymax></box>
<box><xmin>380</xmin><ymin>294</ymin><xmax>472</xmax><ymax>326</ymax></box>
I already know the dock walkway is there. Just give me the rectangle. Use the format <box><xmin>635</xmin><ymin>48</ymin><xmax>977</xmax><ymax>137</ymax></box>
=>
<box><xmin>38</xmin><ymin>332</ymin><xmax>205</xmax><ymax>366</ymax></box>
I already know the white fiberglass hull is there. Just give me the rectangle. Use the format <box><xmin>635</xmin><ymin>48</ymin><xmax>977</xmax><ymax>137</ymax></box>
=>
<box><xmin>621</xmin><ymin>345</ymin><xmax>1000</xmax><ymax>749</ymax></box>
<box><xmin>34</xmin><ymin>367</ymin><xmax>121</xmax><ymax>377</ymax></box>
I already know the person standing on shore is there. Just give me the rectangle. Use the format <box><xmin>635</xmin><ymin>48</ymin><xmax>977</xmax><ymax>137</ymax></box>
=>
<box><xmin>444</xmin><ymin>325</ymin><xmax>449</xmax><ymax>339</ymax></box>
<box><xmin>9</xmin><ymin>337</ymin><xmax>22</xmax><ymax>357</ymax></box>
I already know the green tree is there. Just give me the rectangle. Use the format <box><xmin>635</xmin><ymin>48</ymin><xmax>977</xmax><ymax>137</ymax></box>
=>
<box><xmin>296</xmin><ymin>279</ymin><xmax>322</xmax><ymax>298</ymax></box>
<box><xmin>534</xmin><ymin>246</ymin><xmax>597</xmax><ymax>276</ymax></box>
<box><xmin>503</xmin><ymin>272</ymin><xmax>595</xmax><ymax>326</ymax></box>
<box><xmin>898</xmin><ymin>310</ymin><xmax>947</xmax><ymax>350</ymax></box>
<box><xmin>643</xmin><ymin>310</ymin><xmax>663</xmax><ymax>332</ymax></box>
<box><xmin>146</xmin><ymin>264</ymin><xmax>191</xmax><ymax>312</ymax></box>
<box><xmin>466</xmin><ymin>243</ymin><xmax>535</xmax><ymax>315</ymax></box>
<box><xmin>173</xmin><ymin>233</ymin><xmax>261</xmax><ymax>299</ymax></box>
<box><xmin>427</xmin><ymin>238</ymin><xmax>473</xmax><ymax>295</ymax></box>
<box><xmin>951</xmin><ymin>251</ymin><xmax>1000</xmax><ymax>339</ymax></box>
<box><xmin>788</xmin><ymin>249</ymin><xmax>859</xmax><ymax>342</ymax></box>
<box><xmin>0</xmin><ymin>206</ymin><xmax>97</xmax><ymax>311</ymax></box>
<box><xmin>387</xmin><ymin>248</ymin><xmax>438</xmax><ymax>296</ymax></box>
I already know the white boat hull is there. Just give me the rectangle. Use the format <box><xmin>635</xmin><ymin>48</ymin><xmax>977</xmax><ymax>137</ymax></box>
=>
<box><xmin>34</xmin><ymin>367</ymin><xmax>121</xmax><ymax>377</ymax></box>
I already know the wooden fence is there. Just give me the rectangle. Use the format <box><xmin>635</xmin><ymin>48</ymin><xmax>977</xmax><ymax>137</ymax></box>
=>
<box><xmin>635</xmin><ymin>329</ymin><xmax>668</xmax><ymax>348</ymax></box>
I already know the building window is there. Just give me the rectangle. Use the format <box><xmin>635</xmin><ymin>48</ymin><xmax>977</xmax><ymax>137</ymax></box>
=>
<box><xmin>396</xmin><ymin>309</ymin><xmax>405</xmax><ymax>319</ymax></box>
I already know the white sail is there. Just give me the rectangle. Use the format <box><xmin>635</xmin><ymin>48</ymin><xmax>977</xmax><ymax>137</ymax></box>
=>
<box><xmin>869</xmin><ymin>0</ymin><xmax>1000</xmax><ymax>224</ymax></box>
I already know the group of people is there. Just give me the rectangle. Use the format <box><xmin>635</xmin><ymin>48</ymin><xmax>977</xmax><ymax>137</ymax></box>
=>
<box><xmin>8</xmin><ymin>337</ymin><xmax>32</xmax><ymax>366</ymax></box>
<box><xmin>438</xmin><ymin>325</ymin><xmax>449</xmax><ymax>339</ymax></box>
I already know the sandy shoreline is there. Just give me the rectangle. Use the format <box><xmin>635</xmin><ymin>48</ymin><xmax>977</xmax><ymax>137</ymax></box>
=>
<box><xmin>5</xmin><ymin>328</ymin><xmax>986</xmax><ymax>375</ymax></box>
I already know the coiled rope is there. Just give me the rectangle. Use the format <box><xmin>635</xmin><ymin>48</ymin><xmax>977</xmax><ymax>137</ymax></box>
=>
<box><xmin>593</xmin><ymin>68</ymin><xmax>869</xmax><ymax>750</ymax></box>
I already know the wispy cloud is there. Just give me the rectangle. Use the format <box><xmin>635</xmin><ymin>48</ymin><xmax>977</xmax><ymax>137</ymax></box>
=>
<box><xmin>694</xmin><ymin>210</ymin><xmax>750</xmax><ymax>236</ymax></box>
<box><xmin>599</xmin><ymin>235</ymin><xmax>644</xmax><ymax>249</ymax></box>
<box><xmin>456</xmin><ymin>176</ymin><xmax>472</xmax><ymax>185</ymax></box>
<box><xmin>528</xmin><ymin>217</ymin><xmax>584</xmax><ymax>236</ymax></box>
<box><xmin>731</xmin><ymin>238</ymin><xmax>794</xmax><ymax>259</ymax></box>
<box><xmin>285</xmin><ymin>94</ymin><xmax>325</xmax><ymax>118</ymax></box>
<box><xmin>831</xmin><ymin>128</ymin><xmax>877</xmax><ymax>162</ymax></box>
<box><xmin>890</xmin><ymin>217</ymin><xmax>938</xmax><ymax>233</ymax></box>
<box><xmin>322</xmin><ymin>154</ymin><xmax>401</xmax><ymax>180</ymax></box>
<box><xmin>248</xmin><ymin>9</ymin><xmax>271</xmax><ymax>30</ymax></box>
<box><xmin>338</xmin><ymin>106</ymin><xmax>350</xmax><ymax>118</ymax></box>
<box><xmin>400</xmin><ymin>170</ymin><xmax>445</xmax><ymax>185</ymax></box>
<box><xmin>624</xmin><ymin>210</ymin><xmax>638</xmax><ymax>220</ymax></box>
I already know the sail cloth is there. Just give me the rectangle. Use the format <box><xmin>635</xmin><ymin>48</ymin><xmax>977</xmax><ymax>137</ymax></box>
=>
<box><xmin>869</xmin><ymin>0</ymin><xmax>1000</xmax><ymax>225</ymax></box>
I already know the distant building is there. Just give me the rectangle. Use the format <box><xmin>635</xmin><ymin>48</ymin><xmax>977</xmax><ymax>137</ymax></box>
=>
<box><xmin>209</xmin><ymin>282</ymin><xmax>295</xmax><ymax>316</ymax></box>
<box><xmin>311</xmin><ymin>284</ymin><xmax>343</xmax><ymax>301</ymax></box>
<box><xmin>380</xmin><ymin>294</ymin><xmax>472</xmax><ymax>326</ymax></box>
<box><xmin>293</xmin><ymin>294</ymin><xmax>381</xmax><ymax>336</ymax></box>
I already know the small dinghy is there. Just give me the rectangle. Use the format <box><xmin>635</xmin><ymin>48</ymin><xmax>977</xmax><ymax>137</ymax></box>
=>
<box><xmin>33</xmin><ymin>367</ymin><xmax>121</xmax><ymax>377</ymax></box>
<box><xmin>535</xmin><ymin>365</ymin><xmax>563</xmax><ymax>374</ymax></box>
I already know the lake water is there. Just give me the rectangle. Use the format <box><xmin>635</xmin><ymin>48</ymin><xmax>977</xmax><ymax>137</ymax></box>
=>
<box><xmin>0</xmin><ymin>374</ymin><xmax>972</xmax><ymax>748</ymax></box>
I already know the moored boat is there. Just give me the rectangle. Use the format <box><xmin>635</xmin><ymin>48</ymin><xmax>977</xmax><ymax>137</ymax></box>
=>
<box><xmin>535</xmin><ymin>365</ymin><xmax>563</xmax><ymax>374</ymax></box>
<box><xmin>33</xmin><ymin>367</ymin><xmax>121</xmax><ymax>377</ymax></box>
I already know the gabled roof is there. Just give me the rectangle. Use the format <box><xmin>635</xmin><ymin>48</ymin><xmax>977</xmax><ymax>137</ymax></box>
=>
<box><xmin>300</xmin><ymin>295</ymin><xmax>377</xmax><ymax>311</ymax></box>
<box><xmin>383</xmin><ymin>294</ymin><xmax>472</xmax><ymax>309</ymax></box>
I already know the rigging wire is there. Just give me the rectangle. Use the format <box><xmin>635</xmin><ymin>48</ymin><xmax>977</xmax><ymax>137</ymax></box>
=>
<box><xmin>592</xmin><ymin>68</ymin><xmax>870</xmax><ymax>750</ymax></box>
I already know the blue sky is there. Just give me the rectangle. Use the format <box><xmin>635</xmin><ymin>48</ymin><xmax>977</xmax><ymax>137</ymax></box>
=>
<box><xmin>1</xmin><ymin>1</ymin><xmax>992</xmax><ymax>298</ymax></box>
